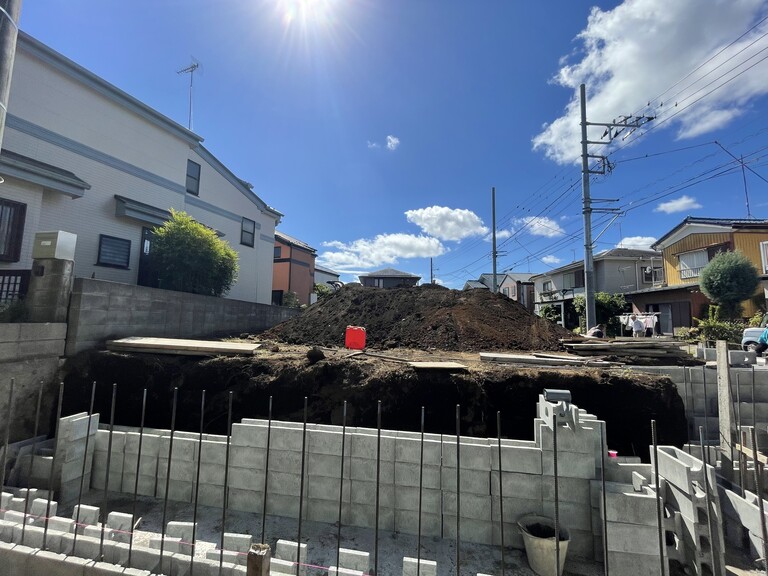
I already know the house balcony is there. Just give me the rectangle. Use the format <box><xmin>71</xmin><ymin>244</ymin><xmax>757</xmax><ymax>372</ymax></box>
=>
<box><xmin>678</xmin><ymin>266</ymin><xmax>704</xmax><ymax>280</ymax></box>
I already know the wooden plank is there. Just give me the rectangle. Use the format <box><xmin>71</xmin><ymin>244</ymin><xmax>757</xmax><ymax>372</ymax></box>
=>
<box><xmin>480</xmin><ymin>352</ymin><xmax>586</xmax><ymax>366</ymax></box>
<box><xmin>409</xmin><ymin>361</ymin><xmax>468</xmax><ymax>371</ymax></box>
<box><xmin>735</xmin><ymin>443</ymin><xmax>767</xmax><ymax>466</ymax></box>
<box><xmin>107</xmin><ymin>337</ymin><xmax>261</xmax><ymax>356</ymax></box>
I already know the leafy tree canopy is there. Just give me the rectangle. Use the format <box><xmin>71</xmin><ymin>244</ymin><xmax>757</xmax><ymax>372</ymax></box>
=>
<box><xmin>572</xmin><ymin>292</ymin><xmax>627</xmax><ymax>336</ymax></box>
<box><xmin>150</xmin><ymin>209</ymin><xmax>239</xmax><ymax>297</ymax></box>
<box><xmin>699</xmin><ymin>251</ymin><xmax>759</xmax><ymax>319</ymax></box>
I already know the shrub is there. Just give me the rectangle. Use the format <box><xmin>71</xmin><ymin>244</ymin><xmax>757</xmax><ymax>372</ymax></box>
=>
<box><xmin>572</xmin><ymin>292</ymin><xmax>627</xmax><ymax>337</ymax></box>
<box><xmin>538</xmin><ymin>304</ymin><xmax>561</xmax><ymax>323</ymax></box>
<box><xmin>693</xmin><ymin>305</ymin><xmax>744</xmax><ymax>344</ymax></box>
<box><xmin>150</xmin><ymin>209</ymin><xmax>238</xmax><ymax>297</ymax></box>
<box><xmin>699</xmin><ymin>251</ymin><xmax>759</xmax><ymax>319</ymax></box>
<box><xmin>0</xmin><ymin>299</ymin><xmax>28</xmax><ymax>322</ymax></box>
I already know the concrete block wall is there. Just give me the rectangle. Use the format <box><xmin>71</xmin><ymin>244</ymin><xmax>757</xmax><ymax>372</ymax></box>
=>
<box><xmin>65</xmin><ymin>278</ymin><xmax>300</xmax><ymax>355</ymax></box>
<box><xmin>53</xmin><ymin>412</ymin><xmax>99</xmax><ymax>503</ymax></box>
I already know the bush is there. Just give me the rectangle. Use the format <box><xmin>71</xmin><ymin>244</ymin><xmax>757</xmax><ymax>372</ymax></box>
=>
<box><xmin>700</xmin><ymin>251</ymin><xmax>759</xmax><ymax>319</ymax></box>
<box><xmin>150</xmin><ymin>210</ymin><xmax>239</xmax><ymax>297</ymax></box>
<box><xmin>0</xmin><ymin>299</ymin><xmax>28</xmax><ymax>322</ymax></box>
<box><xmin>693</xmin><ymin>305</ymin><xmax>744</xmax><ymax>344</ymax></box>
<box><xmin>538</xmin><ymin>304</ymin><xmax>560</xmax><ymax>323</ymax></box>
<box><xmin>572</xmin><ymin>292</ymin><xmax>627</xmax><ymax>337</ymax></box>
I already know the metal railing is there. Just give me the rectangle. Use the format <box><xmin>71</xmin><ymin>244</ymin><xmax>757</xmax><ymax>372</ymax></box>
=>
<box><xmin>0</xmin><ymin>269</ymin><xmax>30</xmax><ymax>304</ymax></box>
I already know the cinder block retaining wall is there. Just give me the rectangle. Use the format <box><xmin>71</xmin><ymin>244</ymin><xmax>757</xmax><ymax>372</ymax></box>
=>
<box><xmin>0</xmin><ymin>323</ymin><xmax>66</xmax><ymax>442</ymax></box>
<box><xmin>65</xmin><ymin>278</ymin><xmax>300</xmax><ymax>356</ymax></box>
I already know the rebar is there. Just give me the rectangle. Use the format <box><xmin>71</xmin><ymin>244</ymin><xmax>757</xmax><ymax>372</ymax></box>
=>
<box><xmin>0</xmin><ymin>377</ymin><xmax>15</xmax><ymax>492</ymax></box>
<box><xmin>296</xmin><ymin>396</ymin><xmax>308</xmax><ymax>576</ymax></box>
<box><xmin>599</xmin><ymin>421</ymin><xmax>609</xmax><ymax>576</ymax></box>
<box><xmin>128</xmin><ymin>388</ymin><xmax>147</xmax><ymax>567</ymax></box>
<box><xmin>43</xmin><ymin>382</ymin><xmax>64</xmax><ymax>550</ymax></box>
<box><xmin>699</xmin><ymin>426</ymin><xmax>716</xmax><ymax>576</ymax></box>
<box><xmin>456</xmin><ymin>403</ymin><xmax>461</xmax><ymax>576</ymax></box>
<box><xmin>336</xmin><ymin>401</ymin><xmax>347</xmax><ymax>573</ymax></box>
<box><xmin>417</xmin><ymin>406</ymin><xmax>425</xmax><ymax>576</ymax></box>
<box><xmin>261</xmin><ymin>395</ymin><xmax>272</xmax><ymax>545</ymax></box>
<box><xmin>73</xmin><ymin>381</ymin><xmax>97</xmax><ymax>550</ymax></box>
<box><xmin>683</xmin><ymin>367</ymin><xmax>691</xmax><ymax>455</ymax></box>
<box><xmin>702</xmin><ymin>367</ymin><xmax>710</xmax><ymax>465</ymax></box>
<box><xmin>159</xmin><ymin>387</ymin><xmax>179</xmax><ymax>576</ymax></box>
<box><xmin>752</xmin><ymin>365</ymin><xmax>757</xmax><ymax>437</ymax></box>
<box><xmin>553</xmin><ymin>408</ymin><xmax>560</xmax><ymax>576</ymax></box>
<box><xmin>374</xmin><ymin>400</ymin><xmax>382</xmax><ymax>576</ymax></box>
<box><xmin>21</xmin><ymin>381</ymin><xmax>44</xmax><ymax>545</ymax></box>
<box><xmin>749</xmin><ymin>426</ymin><xmax>768</xmax><ymax>576</ymax></box>
<box><xmin>736</xmin><ymin>374</ymin><xmax>744</xmax><ymax>497</ymax></box>
<box><xmin>220</xmin><ymin>391</ymin><xmax>234</xmax><ymax>574</ymax></box>
<box><xmin>99</xmin><ymin>383</ymin><xmax>117</xmax><ymax>560</ymax></box>
<box><xmin>496</xmin><ymin>411</ymin><xmax>505</xmax><ymax>576</ymax></box>
<box><xmin>191</xmin><ymin>389</ymin><xmax>206</xmax><ymax>576</ymax></box>
<box><xmin>651</xmin><ymin>420</ymin><xmax>666</xmax><ymax>576</ymax></box>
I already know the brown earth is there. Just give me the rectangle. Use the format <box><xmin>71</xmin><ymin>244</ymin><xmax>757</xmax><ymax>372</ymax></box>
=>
<box><xmin>263</xmin><ymin>284</ymin><xmax>575</xmax><ymax>351</ymax></box>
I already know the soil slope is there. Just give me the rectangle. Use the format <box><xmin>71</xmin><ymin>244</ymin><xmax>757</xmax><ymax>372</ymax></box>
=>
<box><xmin>264</xmin><ymin>284</ymin><xmax>574</xmax><ymax>351</ymax></box>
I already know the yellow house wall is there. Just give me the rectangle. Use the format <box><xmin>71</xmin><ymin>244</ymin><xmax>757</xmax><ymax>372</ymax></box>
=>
<box><xmin>734</xmin><ymin>231</ymin><xmax>768</xmax><ymax>317</ymax></box>
<box><xmin>662</xmin><ymin>232</ymin><xmax>732</xmax><ymax>286</ymax></box>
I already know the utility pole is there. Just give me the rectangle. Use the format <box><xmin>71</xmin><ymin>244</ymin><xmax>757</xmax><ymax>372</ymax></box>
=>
<box><xmin>430</xmin><ymin>258</ymin><xmax>434</xmax><ymax>284</ymax></box>
<box><xmin>579</xmin><ymin>83</ymin><xmax>653</xmax><ymax>329</ymax></box>
<box><xmin>177</xmin><ymin>62</ymin><xmax>199</xmax><ymax>131</ymax></box>
<box><xmin>0</xmin><ymin>0</ymin><xmax>21</xmax><ymax>156</ymax></box>
<box><xmin>491</xmin><ymin>187</ymin><xmax>498</xmax><ymax>293</ymax></box>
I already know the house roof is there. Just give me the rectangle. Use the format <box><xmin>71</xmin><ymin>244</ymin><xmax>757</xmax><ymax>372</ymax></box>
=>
<box><xmin>531</xmin><ymin>248</ymin><xmax>660</xmax><ymax>279</ymax></box>
<box><xmin>0</xmin><ymin>149</ymin><xmax>90</xmax><ymax>197</ymax></box>
<box><xmin>478</xmin><ymin>272</ymin><xmax>535</xmax><ymax>284</ymax></box>
<box><xmin>358</xmin><ymin>267</ymin><xmax>421</xmax><ymax>279</ymax></box>
<box><xmin>463</xmin><ymin>280</ymin><xmax>489</xmax><ymax>290</ymax></box>
<box><xmin>652</xmin><ymin>216</ymin><xmax>768</xmax><ymax>250</ymax></box>
<box><xmin>275</xmin><ymin>230</ymin><xmax>316</xmax><ymax>253</ymax></box>
<box><xmin>314</xmin><ymin>265</ymin><xmax>340</xmax><ymax>277</ymax></box>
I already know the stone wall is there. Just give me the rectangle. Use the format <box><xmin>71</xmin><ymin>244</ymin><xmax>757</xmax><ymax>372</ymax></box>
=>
<box><xmin>65</xmin><ymin>278</ymin><xmax>299</xmax><ymax>356</ymax></box>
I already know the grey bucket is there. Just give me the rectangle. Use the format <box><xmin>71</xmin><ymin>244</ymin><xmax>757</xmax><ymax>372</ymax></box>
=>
<box><xmin>517</xmin><ymin>514</ymin><xmax>570</xmax><ymax>576</ymax></box>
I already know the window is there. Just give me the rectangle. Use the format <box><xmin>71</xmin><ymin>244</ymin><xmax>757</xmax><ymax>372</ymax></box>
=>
<box><xmin>502</xmin><ymin>287</ymin><xmax>509</xmax><ymax>297</ymax></box>
<box><xmin>542</xmin><ymin>280</ymin><xmax>553</xmax><ymax>292</ymax></box>
<box><xmin>643</xmin><ymin>266</ymin><xmax>663</xmax><ymax>284</ymax></box>
<box><xmin>274</xmin><ymin>246</ymin><xmax>281</xmax><ymax>258</ymax></box>
<box><xmin>186</xmin><ymin>160</ymin><xmax>201</xmax><ymax>195</ymax></box>
<box><xmin>241</xmin><ymin>217</ymin><xmax>255</xmax><ymax>247</ymax></box>
<box><xmin>97</xmin><ymin>235</ymin><xmax>131</xmax><ymax>268</ymax></box>
<box><xmin>0</xmin><ymin>199</ymin><xmax>26</xmax><ymax>262</ymax></box>
<box><xmin>761</xmin><ymin>241</ymin><xmax>768</xmax><ymax>274</ymax></box>
<box><xmin>678</xmin><ymin>249</ymin><xmax>708</xmax><ymax>279</ymax></box>
<box><xmin>562</xmin><ymin>271</ymin><xmax>584</xmax><ymax>289</ymax></box>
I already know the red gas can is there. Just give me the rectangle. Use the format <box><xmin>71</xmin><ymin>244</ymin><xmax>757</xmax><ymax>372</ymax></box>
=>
<box><xmin>345</xmin><ymin>326</ymin><xmax>366</xmax><ymax>350</ymax></box>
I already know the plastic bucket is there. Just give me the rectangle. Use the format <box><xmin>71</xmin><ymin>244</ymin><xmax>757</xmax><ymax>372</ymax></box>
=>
<box><xmin>517</xmin><ymin>514</ymin><xmax>570</xmax><ymax>576</ymax></box>
<box><xmin>345</xmin><ymin>326</ymin><xmax>366</xmax><ymax>350</ymax></box>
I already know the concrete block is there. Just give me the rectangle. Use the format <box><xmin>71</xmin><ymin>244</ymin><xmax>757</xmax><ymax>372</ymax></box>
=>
<box><xmin>0</xmin><ymin>542</ymin><xmax>32</xmax><ymax>576</ymax></box>
<box><xmin>490</xmin><ymin>444</ymin><xmax>543</xmax><ymax>475</ymax></box>
<box><xmin>350</xmin><ymin>457</ymin><xmax>394</xmax><ymax>483</ymax></box>
<box><xmin>274</xmin><ymin>539</ymin><xmax>307</xmax><ymax>564</ymax></box>
<box><xmin>394</xmin><ymin>463</ymin><xmax>440</xmax><ymax>489</ymax></box>
<box><xmin>195</xmin><ymin>483</ymin><xmax>225</xmax><ymax>508</ymax></box>
<box><xmin>338</xmin><ymin>548</ymin><xmax>369</xmax><ymax>572</ymax></box>
<box><xmin>535</xmin><ymin>423</ymin><xmax>599</xmax><ymax>454</ymax></box>
<box><xmin>155</xmin><ymin>478</ymin><xmax>193</xmax><ymax>502</ymax></box>
<box><xmin>223</xmin><ymin>532</ymin><xmax>252</xmax><ymax>552</ymax></box>
<box><xmin>489</xmin><ymin>471</ymin><xmax>541</xmax><ymax>501</ymax></box>
<box><xmin>124</xmin><ymin>432</ymin><xmax>160</xmax><ymax>456</ymax></box>
<box><xmin>123</xmin><ymin>544</ymin><xmax>160</xmax><ymax>572</ymax></box>
<box><xmin>157</xmin><ymin>456</ymin><xmax>196</xmax><ymax>480</ymax></box>
<box><xmin>26</xmin><ymin>549</ymin><xmax>86</xmax><ymax>576</ymax></box>
<box><xmin>73</xmin><ymin>504</ymin><xmax>100</xmax><ymax>526</ymax></box>
<box><xmin>29</xmin><ymin>497</ymin><xmax>56</xmax><ymax>519</ymax></box>
<box><xmin>198</xmin><ymin>462</ymin><xmax>227</xmax><ymax>485</ymax></box>
<box><xmin>84</xmin><ymin>559</ymin><xmax>129</xmax><ymax>575</ymax></box>
<box><xmin>266</xmin><ymin>450</ymin><xmax>302</xmax><ymax>474</ymax></box>
<box><xmin>541</xmin><ymin>450</ymin><xmax>596</xmax><ymax>479</ymax></box>
<box><xmin>166</xmin><ymin>521</ymin><xmax>195</xmax><ymax>541</ymax></box>
<box><xmin>307</xmin><ymin>476</ymin><xmax>348</xmax><ymax>502</ymax></box>
<box><xmin>267</xmin><ymin>471</ymin><xmax>305</xmax><ymax>497</ymax></box>
<box><xmin>350</xmin><ymin>481</ymin><xmax>394</xmax><ymax>506</ymax></box>
<box><xmin>328</xmin><ymin>567</ymin><xmax>364</xmax><ymax>576</ymax></box>
<box><xmin>729</xmin><ymin>350</ymin><xmax>756</xmax><ymax>365</ymax></box>
<box><xmin>120</xmin><ymin>473</ymin><xmax>156</xmax><ymax>496</ymax></box>
<box><xmin>442</xmin><ymin>492</ymin><xmax>492</xmax><ymax>521</ymax></box>
<box><xmin>270</xmin><ymin>557</ymin><xmax>304</xmax><ymax>576</ymax></box>
<box><xmin>122</xmin><ymin>452</ymin><xmax>158</xmax><ymax>477</ymax></box>
<box><xmin>227</xmin><ymin>488</ymin><xmax>263</xmax><ymax>513</ymax></box>
<box><xmin>228</xmin><ymin>446</ymin><xmax>266</xmax><ymax>469</ymax></box>
<box><xmin>69</xmin><ymin>534</ymin><xmax>103</xmax><ymax>560</ymax></box>
<box><xmin>8</xmin><ymin>497</ymin><xmax>26</xmax><ymax>512</ymax></box>
<box><xmin>393</xmin><ymin>487</ymin><xmax>441</xmax><ymax>514</ymax></box>
<box><xmin>227</xmin><ymin>466</ymin><xmax>264</xmax><ymax>491</ymax></box>
<box><xmin>442</xmin><ymin>441</ymin><xmax>491</xmax><ymax>470</ymax></box>
<box><xmin>403</xmin><ymin>557</ymin><xmax>437</xmax><ymax>576</ymax></box>
<box><xmin>266</xmin><ymin>494</ymin><xmax>300</xmax><ymax>518</ymax></box>
<box><xmin>394</xmin><ymin>510</ymin><xmax>441</xmax><ymax>537</ymax></box>
<box><xmin>61</xmin><ymin>457</ymin><xmax>92</xmax><ymax>483</ymax></box>
<box><xmin>199</xmin><ymin>439</ymin><xmax>228</xmax><ymax>465</ymax></box>
<box><xmin>348</xmin><ymin>503</ymin><xmax>394</xmax><ymax>531</ymax></box>
<box><xmin>0</xmin><ymin>492</ymin><xmax>11</xmax><ymax>511</ymax></box>
<box><xmin>350</xmin><ymin>433</ymin><xmax>395</xmax><ymax>460</ymax></box>
<box><xmin>542</xmin><ymin>476</ymin><xmax>590</xmax><ymax>505</ymax></box>
<box><xmin>606</xmin><ymin>522</ymin><xmax>661</xmax><ymax>555</ymax></box>
<box><xmin>149</xmin><ymin>534</ymin><xmax>193</xmax><ymax>556</ymax></box>
<box><xmin>606</xmin><ymin>551</ymin><xmax>662</xmax><ymax>576</ymax></box>
<box><xmin>441</xmin><ymin>467</ymin><xmax>489</xmax><ymax>494</ymax></box>
<box><xmin>231</xmin><ymin>423</ymin><xmax>268</xmax><ymax>448</ymax></box>
<box><xmin>395</xmin><ymin>437</ymin><xmax>441</xmax><ymax>465</ymax></box>
<box><xmin>270</xmin><ymin>427</ymin><xmax>306</xmax><ymax>452</ymax></box>
<box><xmin>15</xmin><ymin>524</ymin><xmax>46</xmax><ymax>549</ymax></box>
<box><xmin>309</xmin><ymin>429</ymin><xmax>345</xmax><ymax>456</ymax></box>
<box><xmin>206</xmin><ymin>548</ymin><xmax>242</xmax><ymax>565</ymax></box>
<box><xmin>158</xmin><ymin>436</ymin><xmax>198</xmax><ymax>462</ymax></box>
<box><xmin>541</xmin><ymin>500</ymin><xmax>593</xmax><ymax>532</ymax></box>
<box><xmin>307</xmin><ymin>498</ymin><xmax>343</xmax><ymax>524</ymax></box>
<box><xmin>94</xmin><ymin>430</ymin><xmax>126</xmax><ymax>453</ymax></box>
<box><xmin>307</xmin><ymin>453</ymin><xmax>343</xmax><ymax>478</ymax></box>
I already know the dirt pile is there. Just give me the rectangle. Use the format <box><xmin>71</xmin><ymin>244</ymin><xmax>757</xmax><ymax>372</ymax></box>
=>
<box><xmin>264</xmin><ymin>284</ymin><xmax>574</xmax><ymax>351</ymax></box>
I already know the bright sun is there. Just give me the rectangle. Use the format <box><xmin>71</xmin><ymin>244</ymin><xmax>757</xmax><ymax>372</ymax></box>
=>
<box><xmin>279</xmin><ymin>0</ymin><xmax>336</xmax><ymax>30</ymax></box>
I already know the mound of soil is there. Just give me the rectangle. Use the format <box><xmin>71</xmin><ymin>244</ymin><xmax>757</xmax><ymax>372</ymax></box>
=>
<box><xmin>264</xmin><ymin>284</ymin><xmax>574</xmax><ymax>352</ymax></box>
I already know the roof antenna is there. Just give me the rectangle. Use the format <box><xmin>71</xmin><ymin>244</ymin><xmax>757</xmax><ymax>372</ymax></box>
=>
<box><xmin>177</xmin><ymin>59</ymin><xmax>200</xmax><ymax>131</ymax></box>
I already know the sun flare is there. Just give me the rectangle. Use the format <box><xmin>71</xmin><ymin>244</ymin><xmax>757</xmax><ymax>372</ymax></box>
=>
<box><xmin>279</xmin><ymin>0</ymin><xmax>336</xmax><ymax>30</ymax></box>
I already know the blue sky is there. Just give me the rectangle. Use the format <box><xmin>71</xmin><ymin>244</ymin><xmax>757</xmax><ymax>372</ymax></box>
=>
<box><xmin>20</xmin><ymin>0</ymin><xmax>768</xmax><ymax>287</ymax></box>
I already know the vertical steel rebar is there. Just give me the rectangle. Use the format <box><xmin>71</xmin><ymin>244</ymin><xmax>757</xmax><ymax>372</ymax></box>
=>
<box><xmin>296</xmin><ymin>396</ymin><xmax>308</xmax><ymax>576</ymax></box>
<box><xmin>99</xmin><ymin>383</ymin><xmax>117</xmax><ymax>560</ymax></box>
<box><xmin>553</xmin><ymin>409</ymin><xmax>560</xmax><ymax>576</ymax></box>
<box><xmin>750</xmin><ymin>426</ymin><xmax>768</xmax><ymax>576</ymax></box>
<box><xmin>220</xmin><ymin>391</ymin><xmax>234</xmax><ymax>574</ymax></box>
<box><xmin>599</xmin><ymin>421</ymin><xmax>609</xmax><ymax>576</ymax></box>
<box><xmin>336</xmin><ymin>401</ymin><xmax>347</xmax><ymax>573</ymax></box>
<box><xmin>417</xmin><ymin>406</ymin><xmax>425</xmax><ymax>576</ymax></box>
<box><xmin>651</xmin><ymin>420</ymin><xmax>666</xmax><ymax>576</ymax></box>
<box><xmin>456</xmin><ymin>404</ymin><xmax>461</xmax><ymax>576</ymax></box>
<box><xmin>128</xmin><ymin>388</ymin><xmax>147</xmax><ymax>567</ymax></box>
<box><xmin>736</xmin><ymin>374</ymin><xmax>744</xmax><ymax>497</ymax></box>
<box><xmin>21</xmin><ymin>381</ymin><xmax>44</xmax><ymax>545</ymax></box>
<box><xmin>702</xmin><ymin>367</ymin><xmax>710</xmax><ymax>465</ymax></box>
<box><xmin>0</xmin><ymin>377</ymin><xmax>15</xmax><ymax>492</ymax></box>
<box><xmin>43</xmin><ymin>382</ymin><xmax>64</xmax><ymax>550</ymax></box>
<box><xmin>683</xmin><ymin>367</ymin><xmax>692</xmax><ymax>454</ymax></box>
<box><xmin>496</xmin><ymin>411</ymin><xmax>505</xmax><ymax>576</ymax></box>
<box><xmin>752</xmin><ymin>365</ymin><xmax>757</xmax><ymax>436</ymax></box>
<box><xmin>698</xmin><ymin>426</ymin><xmax>716</xmax><ymax>576</ymax></box>
<box><xmin>261</xmin><ymin>395</ymin><xmax>272</xmax><ymax>545</ymax></box>
<box><xmin>191</xmin><ymin>389</ymin><xmax>206</xmax><ymax>576</ymax></box>
<box><xmin>73</xmin><ymin>381</ymin><xmax>97</xmax><ymax>550</ymax></box>
<box><xmin>374</xmin><ymin>400</ymin><xmax>382</xmax><ymax>576</ymax></box>
<box><xmin>159</xmin><ymin>387</ymin><xmax>179</xmax><ymax>576</ymax></box>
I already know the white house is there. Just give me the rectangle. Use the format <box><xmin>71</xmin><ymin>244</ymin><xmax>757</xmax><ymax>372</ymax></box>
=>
<box><xmin>0</xmin><ymin>32</ymin><xmax>282</xmax><ymax>304</ymax></box>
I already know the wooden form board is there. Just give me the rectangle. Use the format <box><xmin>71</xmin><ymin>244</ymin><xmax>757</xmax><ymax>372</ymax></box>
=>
<box><xmin>408</xmin><ymin>361</ymin><xmax>468</xmax><ymax>371</ymax></box>
<box><xmin>106</xmin><ymin>337</ymin><xmax>261</xmax><ymax>356</ymax></box>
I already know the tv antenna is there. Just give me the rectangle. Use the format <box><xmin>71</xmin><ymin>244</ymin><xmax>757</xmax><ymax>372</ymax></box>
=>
<box><xmin>177</xmin><ymin>59</ymin><xmax>200</xmax><ymax>131</ymax></box>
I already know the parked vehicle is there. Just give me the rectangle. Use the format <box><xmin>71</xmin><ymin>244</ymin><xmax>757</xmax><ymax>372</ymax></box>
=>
<box><xmin>742</xmin><ymin>327</ymin><xmax>763</xmax><ymax>351</ymax></box>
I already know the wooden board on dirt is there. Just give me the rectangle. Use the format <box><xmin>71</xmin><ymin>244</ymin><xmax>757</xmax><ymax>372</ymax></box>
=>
<box><xmin>408</xmin><ymin>361</ymin><xmax>468</xmax><ymax>371</ymax></box>
<box><xmin>107</xmin><ymin>337</ymin><xmax>261</xmax><ymax>356</ymax></box>
<box><xmin>480</xmin><ymin>352</ymin><xmax>587</xmax><ymax>366</ymax></box>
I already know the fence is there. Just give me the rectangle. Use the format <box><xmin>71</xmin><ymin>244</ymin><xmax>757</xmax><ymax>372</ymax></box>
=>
<box><xmin>0</xmin><ymin>269</ymin><xmax>30</xmax><ymax>304</ymax></box>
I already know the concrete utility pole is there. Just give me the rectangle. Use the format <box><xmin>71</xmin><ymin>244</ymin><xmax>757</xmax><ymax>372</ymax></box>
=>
<box><xmin>579</xmin><ymin>83</ymin><xmax>653</xmax><ymax>329</ymax></box>
<box><xmin>0</xmin><ymin>0</ymin><xmax>22</xmax><ymax>155</ymax></box>
<box><xmin>491</xmin><ymin>187</ymin><xmax>498</xmax><ymax>293</ymax></box>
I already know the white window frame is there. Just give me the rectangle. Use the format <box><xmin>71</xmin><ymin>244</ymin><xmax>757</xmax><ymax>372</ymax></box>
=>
<box><xmin>678</xmin><ymin>249</ymin><xmax>708</xmax><ymax>279</ymax></box>
<box><xmin>760</xmin><ymin>241</ymin><xmax>768</xmax><ymax>274</ymax></box>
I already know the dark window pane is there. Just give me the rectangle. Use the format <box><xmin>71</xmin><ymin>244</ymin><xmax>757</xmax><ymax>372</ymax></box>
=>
<box><xmin>186</xmin><ymin>160</ymin><xmax>201</xmax><ymax>195</ymax></box>
<box><xmin>0</xmin><ymin>198</ymin><xmax>26</xmax><ymax>262</ymax></box>
<box><xmin>97</xmin><ymin>235</ymin><xmax>131</xmax><ymax>268</ymax></box>
<box><xmin>241</xmin><ymin>217</ymin><xmax>255</xmax><ymax>247</ymax></box>
<box><xmin>274</xmin><ymin>246</ymin><xmax>281</xmax><ymax>258</ymax></box>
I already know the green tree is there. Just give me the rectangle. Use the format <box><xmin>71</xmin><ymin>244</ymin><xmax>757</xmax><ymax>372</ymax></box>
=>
<box><xmin>699</xmin><ymin>251</ymin><xmax>759</xmax><ymax>319</ymax></box>
<box><xmin>282</xmin><ymin>291</ymin><xmax>302</xmax><ymax>308</ymax></box>
<box><xmin>538</xmin><ymin>304</ymin><xmax>561</xmax><ymax>323</ymax></box>
<box><xmin>150</xmin><ymin>209</ymin><xmax>238</xmax><ymax>297</ymax></box>
<box><xmin>572</xmin><ymin>292</ymin><xmax>627</xmax><ymax>336</ymax></box>
<box><xmin>313</xmin><ymin>283</ymin><xmax>333</xmax><ymax>302</ymax></box>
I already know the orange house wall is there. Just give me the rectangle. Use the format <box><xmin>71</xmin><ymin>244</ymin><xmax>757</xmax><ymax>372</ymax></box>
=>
<box><xmin>272</xmin><ymin>239</ymin><xmax>316</xmax><ymax>305</ymax></box>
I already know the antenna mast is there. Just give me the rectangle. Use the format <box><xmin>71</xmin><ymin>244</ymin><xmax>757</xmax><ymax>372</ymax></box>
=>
<box><xmin>177</xmin><ymin>62</ymin><xmax>199</xmax><ymax>130</ymax></box>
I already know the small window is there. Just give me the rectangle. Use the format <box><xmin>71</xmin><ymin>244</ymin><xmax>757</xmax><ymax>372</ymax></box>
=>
<box><xmin>241</xmin><ymin>217</ymin><xmax>255</xmax><ymax>247</ymax></box>
<box><xmin>761</xmin><ymin>241</ymin><xmax>768</xmax><ymax>274</ymax></box>
<box><xmin>0</xmin><ymin>198</ymin><xmax>26</xmax><ymax>262</ymax></box>
<box><xmin>97</xmin><ymin>235</ymin><xmax>131</xmax><ymax>268</ymax></box>
<box><xmin>274</xmin><ymin>246</ymin><xmax>281</xmax><ymax>258</ymax></box>
<box><xmin>542</xmin><ymin>280</ymin><xmax>553</xmax><ymax>292</ymax></box>
<box><xmin>186</xmin><ymin>160</ymin><xmax>201</xmax><ymax>195</ymax></box>
<box><xmin>502</xmin><ymin>287</ymin><xmax>510</xmax><ymax>297</ymax></box>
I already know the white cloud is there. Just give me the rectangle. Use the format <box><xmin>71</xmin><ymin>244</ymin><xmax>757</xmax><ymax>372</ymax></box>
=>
<box><xmin>532</xmin><ymin>0</ymin><xmax>768</xmax><ymax>164</ymax></box>
<box><xmin>616</xmin><ymin>236</ymin><xmax>657</xmax><ymax>249</ymax></box>
<box><xmin>542</xmin><ymin>255</ymin><xmax>562</xmax><ymax>265</ymax></box>
<box><xmin>367</xmin><ymin>141</ymin><xmax>379</xmax><ymax>149</ymax></box>
<box><xmin>654</xmin><ymin>195</ymin><xmax>703</xmax><ymax>213</ymax></box>
<box><xmin>405</xmin><ymin>206</ymin><xmax>489</xmax><ymax>242</ymax></box>
<box><xmin>317</xmin><ymin>233</ymin><xmax>445</xmax><ymax>271</ymax></box>
<box><xmin>483</xmin><ymin>229</ymin><xmax>512</xmax><ymax>242</ymax></box>
<box><xmin>513</xmin><ymin>216</ymin><xmax>565</xmax><ymax>238</ymax></box>
<box><xmin>386</xmin><ymin>135</ymin><xmax>400</xmax><ymax>151</ymax></box>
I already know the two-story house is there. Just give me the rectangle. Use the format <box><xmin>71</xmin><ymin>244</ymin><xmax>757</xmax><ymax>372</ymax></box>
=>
<box><xmin>272</xmin><ymin>231</ymin><xmax>316</xmax><ymax>306</ymax></box>
<box><xmin>532</xmin><ymin>248</ymin><xmax>660</xmax><ymax>329</ymax></box>
<box><xmin>463</xmin><ymin>272</ymin><xmax>535</xmax><ymax>311</ymax></box>
<box><xmin>358</xmin><ymin>268</ymin><xmax>420</xmax><ymax>288</ymax></box>
<box><xmin>0</xmin><ymin>32</ymin><xmax>282</xmax><ymax>304</ymax></box>
<box><xmin>626</xmin><ymin>217</ymin><xmax>768</xmax><ymax>333</ymax></box>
